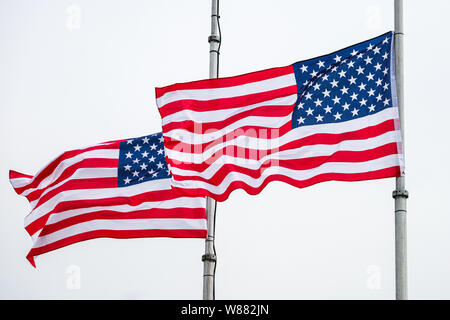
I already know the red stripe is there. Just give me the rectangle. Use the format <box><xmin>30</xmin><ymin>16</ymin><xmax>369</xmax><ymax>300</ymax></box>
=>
<box><xmin>170</xmin><ymin>166</ymin><xmax>401</xmax><ymax>202</ymax></box>
<box><xmin>25</xmin><ymin>158</ymin><xmax>118</xmax><ymax>203</ymax></box>
<box><xmin>39</xmin><ymin>208</ymin><xmax>207</xmax><ymax>236</ymax></box>
<box><xmin>27</xmin><ymin>229</ymin><xmax>207</xmax><ymax>267</ymax></box>
<box><xmin>172</xmin><ymin>143</ymin><xmax>400</xmax><ymax>186</ymax></box>
<box><xmin>25</xmin><ymin>189</ymin><xmax>184</xmax><ymax>236</ymax></box>
<box><xmin>9</xmin><ymin>170</ymin><xmax>33</xmax><ymax>180</ymax></box>
<box><xmin>162</xmin><ymin>104</ymin><xmax>294</xmax><ymax>134</ymax></box>
<box><xmin>155</xmin><ymin>65</ymin><xmax>294</xmax><ymax>98</ymax></box>
<box><xmin>13</xmin><ymin>142</ymin><xmax>120</xmax><ymax>195</ymax></box>
<box><xmin>159</xmin><ymin>85</ymin><xmax>297</xmax><ymax>118</ymax></box>
<box><xmin>167</xmin><ymin>120</ymin><xmax>396</xmax><ymax>172</ymax></box>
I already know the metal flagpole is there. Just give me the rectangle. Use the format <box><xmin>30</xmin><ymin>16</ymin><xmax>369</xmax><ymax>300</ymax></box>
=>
<box><xmin>393</xmin><ymin>0</ymin><xmax>408</xmax><ymax>300</ymax></box>
<box><xmin>202</xmin><ymin>0</ymin><xmax>220</xmax><ymax>300</ymax></box>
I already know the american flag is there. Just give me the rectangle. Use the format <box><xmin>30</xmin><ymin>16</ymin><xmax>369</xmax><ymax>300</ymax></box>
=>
<box><xmin>9</xmin><ymin>133</ymin><xmax>207</xmax><ymax>267</ymax></box>
<box><xmin>155</xmin><ymin>32</ymin><xmax>404</xmax><ymax>201</ymax></box>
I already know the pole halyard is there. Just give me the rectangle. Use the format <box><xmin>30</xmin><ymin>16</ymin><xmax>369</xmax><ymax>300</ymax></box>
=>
<box><xmin>203</xmin><ymin>0</ymin><xmax>220</xmax><ymax>300</ymax></box>
<box><xmin>393</xmin><ymin>0</ymin><xmax>408</xmax><ymax>300</ymax></box>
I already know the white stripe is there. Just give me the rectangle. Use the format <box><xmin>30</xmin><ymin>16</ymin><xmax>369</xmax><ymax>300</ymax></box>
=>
<box><xmin>166</xmin><ymin>107</ymin><xmax>399</xmax><ymax>162</ymax></box>
<box><xmin>10</xmin><ymin>177</ymin><xmax>32</xmax><ymax>188</ymax></box>
<box><xmin>170</xmin><ymin>131</ymin><xmax>401</xmax><ymax>178</ymax></box>
<box><xmin>20</xmin><ymin>148</ymin><xmax>119</xmax><ymax>197</ymax></box>
<box><xmin>24</xmin><ymin>177</ymin><xmax>174</xmax><ymax>226</ymax></box>
<box><xmin>32</xmin><ymin>218</ymin><xmax>208</xmax><ymax>249</ymax></box>
<box><xmin>157</xmin><ymin>73</ymin><xmax>296</xmax><ymax>107</ymax></box>
<box><xmin>171</xmin><ymin>154</ymin><xmax>401</xmax><ymax>195</ymax></box>
<box><xmin>28</xmin><ymin>167</ymin><xmax>119</xmax><ymax>209</ymax></box>
<box><xmin>162</xmin><ymin>94</ymin><xmax>298</xmax><ymax>125</ymax></box>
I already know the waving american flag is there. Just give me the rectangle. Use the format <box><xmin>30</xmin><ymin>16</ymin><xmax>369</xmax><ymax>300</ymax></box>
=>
<box><xmin>10</xmin><ymin>133</ymin><xmax>207</xmax><ymax>266</ymax></box>
<box><xmin>156</xmin><ymin>32</ymin><xmax>404</xmax><ymax>201</ymax></box>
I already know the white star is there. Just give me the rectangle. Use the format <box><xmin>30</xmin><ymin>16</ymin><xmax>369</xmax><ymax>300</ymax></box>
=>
<box><xmin>314</xmin><ymin>98</ymin><xmax>323</xmax><ymax>107</ymax></box>
<box><xmin>156</xmin><ymin>162</ymin><xmax>164</xmax><ymax>169</ymax></box>
<box><xmin>141</xmin><ymin>151</ymin><xmax>149</xmax><ymax>158</ymax></box>
<box><xmin>149</xmin><ymin>156</ymin><xmax>155</xmax><ymax>162</ymax></box>
<box><xmin>321</xmin><ymin>74</ymin><xmax>329</xmax><ymax>81</ymax></box>
<box><xmin>317</xmin><ymin>60</ymin><xmax>325</xmax><ymax>68</ymax></box>
<box><xmin>126</xmin><ymin>139</ymin><xmax>133</xmax><ymax>145</ymax></box>
<box><xmin>330</xmin><ymin>79</ymin><xmax>339</xmax><ymax>88</ymax></box>
<box><xmin>310</xmin><ymin>70</ymin><xmax>318</xmax><ymax>77</ymax></box>
<box><xmin>142</xmin><ymin>137</ymin><xmax>149</xmax><ymax>144</ymax></box>
<box><xmin>332</xmin><ymin>96</ymin><xmax>341</xmax><ymax>104</ymax></box>
<box><xmin>376</xmin><ymin>94</ymin><xmax>383</xmax><ymax>102</ymax></box>
<box><xmin>359</xmin><ymin>98</ymin><xmax>367</xmax><ymax>106</ymax></box>
<box><xmin>152</xmin><ymin>172</ymin><xmax>158</xmax><ymax>178</ymax></box>
<box><xmin>134</xmin><ymin>144</ymin><xmax>142</xmax><ymax>152</ymax></box>
<box><xmin>368</xmin><ymin>104</ymin><xmax>376</xmax><ymax>112</ymax></box>
<box><xmin>157</xmin><ymin>149</ymin><xmax>164</xmax><ymax>155</ymax></box>
<box><xmin>358</xmin><ymin>83</ymin><xmax>367</xmax><ymax>91</ymax></box>
<box><xmin>132</xmin><ymin>158</ymin><xmax>140</xmax><ymax>164</ymax></box>
<box><xmin>132</xmin><ymin>170</ymin><xmax>139</xmax><ymax>177</ymax></box>
<box><xmin>351</xmin><ymin>108</ymin><xmax>359</xmax><ymax>116</ymax></box>
<box><xmin>324</xmin><ymin>105</ymin><xmax>332</xmax><ymax>113</ymax></box>
<box><xmin>383</xmin><ymin>98</ymin><xmax>390</xmax><ymax>106</ymax></box>
<box><xmin>125</xmin><ymin>151</ymin><xmax>133</xmax><ymax>159</ymax></box>
<box><xmin>376</xmin><ymin>78</ymin><xmax>383</xmax><ymax>86</ymax></box>
<box><xmin>305</xmin><ymin>92</ymin><xmax>313</xmax><ymax>100</ymax></box>
<box><xmin>366</xmin><ymin>73</ymin><xmax>375</xmax><ymax>81</ymax></box>
<box><xmin>350</xmin><ymin>92</ymin><xmax>359</xmax><ymax>101</ymax></box>
<box><xmin>373</xmin><ymin>47</ymin><xmax>381</xmax><ymax>55</ymax></box>
<box><xmin>383</xmin><ymin>83</ymin><xmax>389</xmax><ymax>91</ymax></box>
<box><xmin>322</xmin><ymin>89</ymin><xmax>331</xmax><ymax>97</ymax></box>
<box><xmin>340</xmin><ymin>86</ymin><xmax>349</xmax><ymax>95</ymax></box>
<box><xmin>382</xmin><ymin>52</ymin><xmax>389</xmax><ymax>60</ymax></box>
<box><xmin>138</xmin><ymin>176</ymin><xmax>144</xmax><ymax>181</ymax></box>
<box><xmin>371</xmin><ymin>56</ymin><xmax>380</xmax><ymax>68</ymax></box>
<box><xmin>123</xmin><ymin>177</ymin><xmax>131</xmax><ymax>184</ymax></box>
<box><xmin>315</xmin><ymin>114</ymin><xmax>324</xmax><ymax>122</ymax></box>
<box><xmin>356</xmin><ymin>66</ymin><xmax>365</xmax><ymax>75</ymax></box>
<box><xmin>150</xmin><ymin>143</ymin><xmax>157</xmax><ymax>150</ymax></box>
<box><xmin>367</xmin><ymin>88</ymin><xmax>376</xmax><ymax>96</ymax></box>
<box><xmin>300</xmin><ymin>65</ymin><xmax>308</xmax><ymax>73</ymax></box>
<box><xmin>297</xmin><ymin>102</ymin><xmax>305</xmax><ymax>109</ymax></box>
<box><xmin>351</xmin><ymin>49</ymin><xmax>358</xmax><ymax>56</ymax></box>
<box><xmin>383</xmin><ymin>68</ymin><xmax>389</xmax><ymax>76</ymax></box>
<box><xmin>158</xmin><ymin>136</ymin><xmax>164</xmax><ymax>143</ymax></box>
<box><xmin>347</xmin><ymin>61</ymin><xmax>355</xmax><ymax>68</ymax></box>
<box><xmin>331</xmin><ymin>66</ymin><xmax>338</xmax><ymax>72</ymax></box>
<box><xmin>334</xmin><ymin>112</ymin><xmax>342</xmax><ymax>120</ymax></box>
<box><xmin>348</xmin><ymin>76</ymin><xmax>357</xmax><ymax>85</ymax></box>
<box><xmin>338</xmin><ymin>70</ymin><xmax>347</xmax><ymax>78</ymax></box>
<box><xmin>342</xmin><ymin>102</ymin><xmax>350</xmax><ymax>111</ymax></box>
<box><xmin>382</xmin><ymin>37</ymin><xmax>389</xmax><ymax>44</ymax></box>
<box><xmin>297</xmin><ymin>117</ymin><xmax>305</xmax><ymax>124</ymax></box>
<box><xmin>357</xmin><ymin>53</ymin><xmax>364</xmax><ymax>59</ymax></box>
<box><xmin>306</xmin><ymin>107</ymin><xmax>314</xmax><ymax>116</ymax></box>
<box><xmin>334</xmin><ymin>55</ymin><xmax>342</xmax><ymax>63</ymax></box>
<box><xmin>364</xmin><ymin>56</ymin><xmax>373</xmax><ymax>65</ymax></box>
<box><xmin>367</xmin><ymin>43</ymin><xmax>374</xmax><ymax>51</ymax></box>
<box><xmin>124</xmin><ymin>164</ymin><xmax>131</xmax><ymax>171</ymax></box>
<box><xmin>148</xmin><ymin>169</ymin><xmax>155</xmax><ymax>175</ymax></box>
<box><xmin>313</xmin><ymin>83</ymin><xmax>321</xmax><ymax>91</ymax></box>
<box><xmin>140</xmin><ymin>163</ymin><xmax>148</xmax><ymax>170</ymax></box>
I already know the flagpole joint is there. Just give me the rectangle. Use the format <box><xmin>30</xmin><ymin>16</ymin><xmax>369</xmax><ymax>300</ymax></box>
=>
<box><xmin>392</xmin><ymin>190</ymin><xmax>409</xmax><ymax>199</ymax></box>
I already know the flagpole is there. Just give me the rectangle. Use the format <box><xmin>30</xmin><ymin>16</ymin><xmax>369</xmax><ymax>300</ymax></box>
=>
<box><xmin>202</xmin><ymin>0</ymin><xmax>220</xmax><ymax>300</ymax></box>
<box><xmin>393</xmin><ymin>0</ymin><xmax>408</xmax><ymax>300</ymax></box>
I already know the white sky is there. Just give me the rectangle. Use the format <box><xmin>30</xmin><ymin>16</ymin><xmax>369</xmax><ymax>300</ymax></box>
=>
<box><xmin>1</xmin><ymin>0</ymin><xmax>449</xmax><ymax>299</ymax></box>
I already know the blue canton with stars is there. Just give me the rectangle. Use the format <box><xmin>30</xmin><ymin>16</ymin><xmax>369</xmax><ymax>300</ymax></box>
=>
<box><xmin>292</xmin><ymin>32</ymin><xmax>395</xmax><ymax>128</ymax></box>
<box><xmin>117</xmin><ymin>132</ymin><xmax>171</xmax><ymax>187</ymax></box>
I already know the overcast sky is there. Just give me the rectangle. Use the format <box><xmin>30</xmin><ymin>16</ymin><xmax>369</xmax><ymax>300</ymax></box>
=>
<box><xmin>1</xmin><ymin>0</ymin><xmax>449</xmax><ymax>299</ymax></box>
